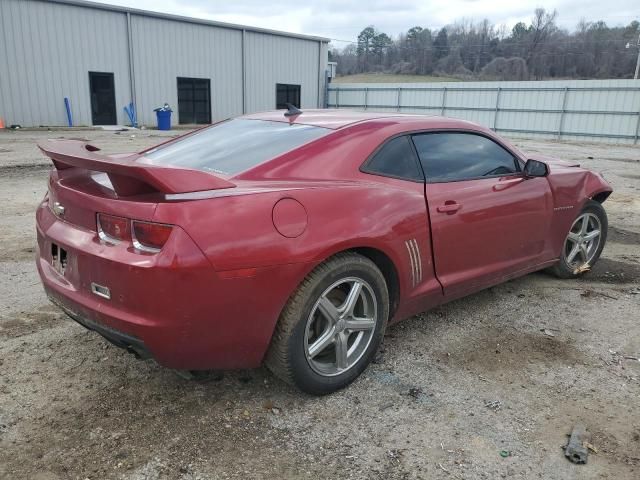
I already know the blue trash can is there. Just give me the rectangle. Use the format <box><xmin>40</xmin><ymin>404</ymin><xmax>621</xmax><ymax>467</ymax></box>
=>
<box><xmin>155</xmin><ymin>109</ymin><xmax>172</xmax><ymax>130</ymax></box>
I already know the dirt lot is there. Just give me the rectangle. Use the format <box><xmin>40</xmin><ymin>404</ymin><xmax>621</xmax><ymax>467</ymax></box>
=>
<box><xmin>0</xmin><ymin>128</ymin><xmax>639</xmax><ymax>480</ymax></box>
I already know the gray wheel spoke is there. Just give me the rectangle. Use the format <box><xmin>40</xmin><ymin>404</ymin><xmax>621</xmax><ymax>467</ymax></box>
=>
<box><xmin>335</xmin><ymin>332</ymin><xmax>349</xmax><ymax>370</ymax></box>
<box><xmin>583</xmin><ymin>229</ymin><xmax>600</xmax><ymax>242</ymax></box>
<box><xmin>308</xmin><ymin>327</ymin><xmax>335</xmax><ymax>358</ymax></box>
<box><xmin>345</xmin><ymin>317</ymin><xmax>376</xmax><ymax>331</ymax></box>
<box><xmin>566</xmin><ymin>243</ymin><xmax>580</xmax><ymax>263</ymax></box>
<box><xmin>581</xmin><ymin>216</ymin><xmax>590</xmax><ymax>235</ymax></box>
<box><xmin>579</xmin><ymin>243</ymin><xmax>589</xmax><ymax>262</ymax></box>
<box><xmin>340</xmin><ymin>281</ymin><xmax>363</xmax><ymax>316</ymax></box>
<box><xmin>317</xmin><ymin>296</ymin><xmax>340</xmax><ymax>323</ymax></box>
<box><xmin>567</xmin><ymin>232</ymin><xmax>581</xmax><ymax>243</ymax></box>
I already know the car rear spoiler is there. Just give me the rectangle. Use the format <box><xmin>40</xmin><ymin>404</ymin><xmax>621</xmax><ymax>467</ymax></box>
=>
<box><xmin>38</xmin><ymin>139</ymin><xmax>235</xmax><ymax>196</ymax></box>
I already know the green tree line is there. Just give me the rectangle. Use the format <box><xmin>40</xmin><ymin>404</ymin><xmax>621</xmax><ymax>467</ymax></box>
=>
<box><xmin>330</xmin><ymin>8</ymin><xmax>640</xmax><ymax>80</ymax></box>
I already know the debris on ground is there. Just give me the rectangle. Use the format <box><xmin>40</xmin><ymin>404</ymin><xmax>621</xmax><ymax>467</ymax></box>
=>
<box><xmin>564</xmin><ymin>424</ymin><xmax>591</xmax><ymax>464</ymax></box>
<box><xmin>585</xmin><ymin>442</ymin><xmax>598</xmax><ymax>454</ymax></box>
<box><xmin>408</xmin><ymin>387</ymin><xmax>423</xmax><ymax>398</ymax></box>
<box><xmin>499</xmin><ymin>450</ymin><xmax>511</xmax><ymax>458</ymax></box>
<box><xmin>580</xmin><ymin>289</ymin><xmax>619</xmax><ymax>300</ymax></box>
<box><xmin>541</xmin><ymin>329</ymin><xmax>557</xmax><ymax>337</ymax></box>
<box><xmin>387</xmin><ymin>449</ymin><xmax>403</xmax><ymax>464</ymax></box>
<box><xmin>262</xmin><ymin>400</ymin><xmax>281</xmax><ymax>415</ymax></box>
<box><xmin>485</xmin><ymin>400</ymin><xmax>502</xmax><ymax>411</ymax></box>
<box><xmin>573</xmin><ymin>263</ymin><xmax>591</xmax><ymax>275</ymax></box>
<box><xmin>607</xmin><ymin>350</ymin><xmax>640</xmax><ymax>365</ymax></box>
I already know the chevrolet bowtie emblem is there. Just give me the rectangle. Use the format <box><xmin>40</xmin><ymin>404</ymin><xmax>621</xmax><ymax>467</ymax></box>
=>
<box><xmin>52</xmin><ymin>201</ymin><xmax>65</xmax><ymax>217</ymax></box>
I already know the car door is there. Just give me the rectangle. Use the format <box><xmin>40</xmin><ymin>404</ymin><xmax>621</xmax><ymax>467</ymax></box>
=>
<box><xmin>360</xmin><ymin>135</ymin><xmax>444</xmax><ymax>314</ymax></box>
<box><xmin>412</xmin><ymin>131</ymin><xmax>552</xmax><ymax>299</ymax></box>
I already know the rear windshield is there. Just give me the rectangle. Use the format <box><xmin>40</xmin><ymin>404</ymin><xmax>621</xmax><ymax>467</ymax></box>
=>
<box><xmin>142</xmin><ymin>119</ymin><xmax>329</xmax><ymax>175</ymax></box>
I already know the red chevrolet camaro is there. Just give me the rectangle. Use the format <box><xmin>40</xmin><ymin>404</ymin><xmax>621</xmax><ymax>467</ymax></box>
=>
<box><xmin>36</xmin><ymin>109</ymin><xmax>612</xmax><ymax>394</ymax></box>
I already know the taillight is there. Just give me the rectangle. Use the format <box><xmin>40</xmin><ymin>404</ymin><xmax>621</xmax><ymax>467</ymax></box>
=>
<box><xmin>96</xmin><ymin>214</ymin><xmax>173</xmax><ymax>253</ymax></box>
<box><xmin>132</xmin><ymin>221</ymin><xmax>173</xmax><ymax>253</ymax></box>
<box><xmin>97</xmin><ymin>213</ymin><xmax>130</xmax><ymax>243</ymax></box>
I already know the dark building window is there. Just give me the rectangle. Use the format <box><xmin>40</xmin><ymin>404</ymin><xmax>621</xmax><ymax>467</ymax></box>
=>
<box><xmin>276</xmin><ymin>84</ymin><xmax>301</xmax><ymax>109</ymax></box>
<box><xmin>177</xmin><ymin>77</ymin><xmax>211</xmax><ymax>124</ymax></box>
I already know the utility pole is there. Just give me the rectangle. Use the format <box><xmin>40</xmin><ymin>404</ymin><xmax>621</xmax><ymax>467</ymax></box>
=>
<box><xmin>628</xmin><ymin>33</ymin><xmax>640</xmax><ymax>80</ymax></box>
<box><xmin>636</xmin><ymin>35</ymin><xmax>640</xmax><ymax>80</ymax></box>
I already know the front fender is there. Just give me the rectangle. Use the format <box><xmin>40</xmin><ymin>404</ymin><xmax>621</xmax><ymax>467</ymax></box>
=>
<box><xmin>584</xmin><ymin>171</ymin><xmax>612</xmax><ymax>203</ymax></box>
<box><xmin>546</xmin><ymin>168</ymin><xmax>612</xmax><ymax>257</ymax></box>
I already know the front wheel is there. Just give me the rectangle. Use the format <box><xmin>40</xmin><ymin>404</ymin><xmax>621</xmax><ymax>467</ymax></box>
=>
<box><xmin>265</xmin><ymin>252</ymin><xmax>389</xmax><ymax>395</ymax></box>
<box><xmin>550</xmin><ymin>199</ymin><xmax>608</xmax><ymax>279</ymax></box>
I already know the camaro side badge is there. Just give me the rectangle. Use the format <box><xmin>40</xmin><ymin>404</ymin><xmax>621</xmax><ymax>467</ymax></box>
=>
<box><xmin>554</xmin><ymin>205</ymin><xmax>574</xmax><ymax>211</ymax></box>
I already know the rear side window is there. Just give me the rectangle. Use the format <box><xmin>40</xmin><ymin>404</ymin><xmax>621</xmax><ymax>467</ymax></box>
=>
<box><xmin>412</xmin><ymin>132</ymin><xmax>519</xmax><ymax>182</ymax></box>
<box><xmin>143</xmin><ymin>119</ymin><xmax>329</xmax><ymax>175</ymax></box>
<box><xmin>362</xmin><ymin>136</ymin><xmax>424</xmax><ymax>182</ymax></box>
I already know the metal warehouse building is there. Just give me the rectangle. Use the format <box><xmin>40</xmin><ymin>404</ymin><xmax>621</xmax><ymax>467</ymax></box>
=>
<box><xmin>0</xmin><ymin>0</ymin><xmax>330</xmax><ymax>127</ymax></box>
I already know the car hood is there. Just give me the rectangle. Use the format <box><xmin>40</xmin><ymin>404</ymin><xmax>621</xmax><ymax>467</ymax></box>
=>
<box><xmin>527</xmin><ymin>153</ymin><xmax>581</xmax><ymax>168</ymax></box>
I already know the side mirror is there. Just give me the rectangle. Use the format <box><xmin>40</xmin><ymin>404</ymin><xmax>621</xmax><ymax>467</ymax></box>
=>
<box><xmin>523</xmin><ymin>159</ymin><xmax>548</xmax><ymax>178</ymax></box>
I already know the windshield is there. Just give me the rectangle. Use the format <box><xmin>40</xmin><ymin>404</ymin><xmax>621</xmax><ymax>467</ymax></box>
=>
<box><xmin>142</xmin><ymin>119</ymin><xmax>329</xmax><ymax>175</ymax></box>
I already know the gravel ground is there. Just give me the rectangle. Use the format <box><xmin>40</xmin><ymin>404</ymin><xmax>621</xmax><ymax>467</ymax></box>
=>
<box><xmin>0</xmin><ymin>128</ymin><xmax>639</xmax><ymax>479</ymax></box>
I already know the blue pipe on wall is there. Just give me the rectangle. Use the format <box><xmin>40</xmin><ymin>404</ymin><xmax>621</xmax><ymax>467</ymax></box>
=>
<box><xmin>124</xmin><ymin>102</ymin><xmax>138</xmax><ymax>127</ymax></box>
<box><xmin>64</xmin><ymin>97</ymin><xmax>73</xmax><ymax>127</ymax></box>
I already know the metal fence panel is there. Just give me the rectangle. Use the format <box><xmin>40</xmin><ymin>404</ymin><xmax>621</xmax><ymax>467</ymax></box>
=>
<box><xmin>328</xmin><ymin>79</ymin><xmax>640</xmax><ymax>144</ymax></box>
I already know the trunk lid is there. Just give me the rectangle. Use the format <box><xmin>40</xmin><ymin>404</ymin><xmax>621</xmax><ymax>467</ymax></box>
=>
<box><xmin>40</xmin><ymin>139</ymin><xmax>235</xmax><ymax>196</ymax></box>
<box><xmin>39</xmin><ymin>139</ymin><xmax>236</xmax><ymax>231</ymax></box>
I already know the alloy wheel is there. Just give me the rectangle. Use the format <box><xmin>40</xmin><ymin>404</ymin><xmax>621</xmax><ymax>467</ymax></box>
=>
<box><xmin>304</xmin><ymin>277</ymin><xmax>378</xmax><ymax>377</ymax></box>
<box><xmin>563</xmin><ymin>212</ymin><xmax>602</xmax><ymax>268</ymax></box>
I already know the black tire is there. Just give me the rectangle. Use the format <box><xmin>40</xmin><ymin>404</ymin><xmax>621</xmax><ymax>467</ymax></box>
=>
<box><xmin>265</xmin><ymin>252</ymin><xmax>389</xmax><ymax>395</ymax></box>
<box><xmin>550</xmin><ymin>199</ymin><xmax>608</xmax><ymax>279</ymax></box>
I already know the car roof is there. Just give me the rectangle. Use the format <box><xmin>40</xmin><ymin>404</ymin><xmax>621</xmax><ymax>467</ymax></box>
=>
<box><xmin>241</xmin><ymin>109</ymin><xmax>478</xmax><ymax>130</ymax></box>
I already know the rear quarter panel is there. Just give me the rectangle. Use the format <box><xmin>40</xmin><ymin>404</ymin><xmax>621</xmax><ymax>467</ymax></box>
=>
<box><xmin>153</xmin><ymin>180</ymin><xmax>440</xmax><ymax>321</ymax></box>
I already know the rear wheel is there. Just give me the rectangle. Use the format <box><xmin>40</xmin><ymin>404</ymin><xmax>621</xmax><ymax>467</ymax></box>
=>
<box><xmin>550</xmin><ymin>200</ymin><xmax>607</xmax><ymax>278</ymax></box>
<box><xmin>266</xmin><ymin>252</ymin><xmax>389</xmax><ymax>395</ymax></box>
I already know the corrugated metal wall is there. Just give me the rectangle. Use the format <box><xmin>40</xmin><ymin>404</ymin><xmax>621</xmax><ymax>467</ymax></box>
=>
<box><xmin>0</xmin><ymin>0</ymin><xmax>328</xmax><ymax>127</ymax></box>
<box><xmin>328</xmin><ymin>79</ymin><xmax>640</xmax><ymax>144</ymax></box>
<box><xmin>245</xmin><ymin>32</ymin><xmax>323</xmax><ymax>112</ymax></box>
<box><xmin>130</xmin><ymin>15</ymin><xmax>243</xmax><ymax>125</ymax></box>
<box><xmin>0</xmin><ymin>0</ymin><xmax>131</xmax><ymax>126</ymax></box>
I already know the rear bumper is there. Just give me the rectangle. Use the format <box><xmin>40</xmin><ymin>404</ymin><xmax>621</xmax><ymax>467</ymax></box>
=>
<box><xmin>36</xmin><ymin>200</ymin><xmax>312</xmax><ymax>370</ymax></box>
<box><xmin>49</xmin><ymin>294</ymin><xmax>151</xmax><ymax>359</ymax></box>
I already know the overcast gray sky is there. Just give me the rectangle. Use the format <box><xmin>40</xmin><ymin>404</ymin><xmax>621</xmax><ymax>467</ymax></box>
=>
<box><xmin>92</xmin><ymin>0</ymin><xmax>639</xmax><ymax>43</ymax></box>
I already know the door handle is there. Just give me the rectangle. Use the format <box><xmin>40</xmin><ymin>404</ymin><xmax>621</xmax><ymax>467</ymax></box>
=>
<box><xmin>493</xmin><ymin>177</ymin><xmax>525</xmax><ymax>191</ymax></box>
<box><xmin>437</xmin><ymin>202</ymin><xmax>461</xmax><ymax>214</ymax></box>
